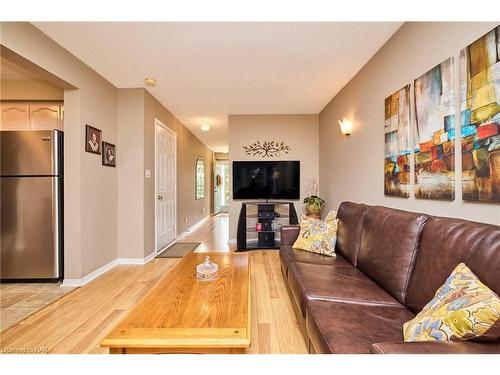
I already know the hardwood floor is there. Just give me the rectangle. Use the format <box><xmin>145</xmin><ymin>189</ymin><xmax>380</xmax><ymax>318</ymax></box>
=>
<box><xmin>0</xmin><ymin>214</ymin><xmax>307</xmax><ymax>354</ymax></box>
<box><xmin>190</xmin><ymin>213</ymin><xmax>236</xmax><ymax>253</ymax></box>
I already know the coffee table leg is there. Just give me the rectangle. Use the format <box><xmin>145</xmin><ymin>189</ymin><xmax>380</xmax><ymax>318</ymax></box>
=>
<box><xmin>232</xmin><ymin>348</ymin><xmax>247</xmax><ymax>354</ymax></box>
<box><xmin>109</xmin><ymin>347</ymin><xmax>125</xmax><ymax>354</ymax></box>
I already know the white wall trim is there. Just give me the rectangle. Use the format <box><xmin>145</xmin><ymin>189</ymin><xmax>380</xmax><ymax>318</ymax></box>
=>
<box><xmin>176</xmin><ymin>215</ymin><xmax>210</xmax><ymax>240</ymax></box>
<box><xmin>62</xmin><ymin>215</ymin><xmax>211</xmax><ymax>288</ymax></box>
<box><xmin>143</xmin><ymin>251</ymin><xmax>156</xmax><ymax>264</ymax></box>
<box><xmin>62</xmin><ymin>253</ymin><xmax>156</xmax><ymax>287</ymax></box>
<box><xmin>62</xmin><ymin>258</ymin><xmax>119</xmax><ymax>287</ymax></box>
<box><xmin>118</xmin><ymin>256</ymin><xmax>150</xmax><ymax>265</ymax></box>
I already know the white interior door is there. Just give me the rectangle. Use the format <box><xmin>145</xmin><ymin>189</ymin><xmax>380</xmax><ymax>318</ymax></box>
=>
<box><xmin>155</xmin><ymin>120</ymin><xmax>176</xmax><ymax>253</ymax></box>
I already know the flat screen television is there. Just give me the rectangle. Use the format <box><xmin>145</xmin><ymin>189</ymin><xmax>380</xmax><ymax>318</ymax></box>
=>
<box><xmin>232</xmin><ymin>161</ymin><xmax>300</xmax><ymax>200</ymax></box>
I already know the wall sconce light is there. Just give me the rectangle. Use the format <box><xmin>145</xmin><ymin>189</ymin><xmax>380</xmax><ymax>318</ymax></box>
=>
<box><xmin>338</xmin><ymin>118</ymin><xmax>353</xmax><ymax>136</ymax></box>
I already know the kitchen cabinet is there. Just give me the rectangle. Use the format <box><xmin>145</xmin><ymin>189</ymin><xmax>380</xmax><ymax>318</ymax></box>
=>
<box><xmin>0</xmin><ymin>104</ymin><xmax>30</xmax><ymax>130</ymax></box>
<box><xmin>1</xmin><ymin>102</ymin><xmax>63</xmax><ymax>131</ymax></box>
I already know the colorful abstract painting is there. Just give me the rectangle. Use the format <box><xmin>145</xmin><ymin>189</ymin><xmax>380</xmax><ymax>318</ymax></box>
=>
<box><xmin>460</xmin><ymin>26</ymin><xmax>500</xmax><ymax>202</ymax></box>
<box><xmin>414</xmin><ymin>58</ymin><xmax>455</xmax><ymax>200</ymax></box>
<box><xmin>384</xmin><ymin>85</ymin><xmax>411</xmax><ymax>197</ymax></box>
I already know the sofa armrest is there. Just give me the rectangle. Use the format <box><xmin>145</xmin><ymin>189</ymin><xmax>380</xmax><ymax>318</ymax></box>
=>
<box><xmin>280</xmin><ymin>225</ymin><xmax>300</xmax><ymax>246</ymax></box>
<box><xmin>371</xmin><ymin>341</ymin><xmax>500</xmax><ymax>354</ymax></box>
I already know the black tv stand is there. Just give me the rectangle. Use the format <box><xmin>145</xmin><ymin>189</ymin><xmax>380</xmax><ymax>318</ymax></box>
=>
<box><xmin>236</xmin><ymin>201</ymin><xmax>298</xmax><ymax>251</ymax></box>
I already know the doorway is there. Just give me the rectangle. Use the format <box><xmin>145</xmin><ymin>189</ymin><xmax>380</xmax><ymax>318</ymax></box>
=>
<box><xmin>155</xmin><ymin>118</ymin><xmax>177</xmax><ymax>254</ymax></box>
<box><xmin>214</xmin><ymin>159</ymin><xmax>229</xmax><ymax>214</ymax></box>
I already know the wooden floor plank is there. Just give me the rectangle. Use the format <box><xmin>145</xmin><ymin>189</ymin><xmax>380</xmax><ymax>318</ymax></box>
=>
<box><xmin>0</xmin><ymin>214</ymin><xmax>307</xmax><ymax>354</ymax></box>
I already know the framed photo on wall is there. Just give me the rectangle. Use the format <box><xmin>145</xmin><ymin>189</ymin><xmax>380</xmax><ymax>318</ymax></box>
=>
<box><xmin>102</xmin><ymin>141</ymin><xmax>116</xmax><ymax>167</ymax></box>
<box><xmin>85</xmin><ymin>124</ymin><xmax>102</xmax><ymax>154</ymax></box>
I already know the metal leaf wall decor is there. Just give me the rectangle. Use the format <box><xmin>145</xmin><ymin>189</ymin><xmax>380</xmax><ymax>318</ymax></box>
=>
<box><xmin>243</xmin><ymin>140</ymin><xmax>291</xmax><ymax>157</ymax></box>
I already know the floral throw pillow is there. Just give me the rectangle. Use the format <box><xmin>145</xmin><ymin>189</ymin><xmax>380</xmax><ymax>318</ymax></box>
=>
<box><xmin>292</xmin><ymin>211</ymin><xmax>338</xmax><ymax>257</ymax></box>
<box><xmin>403</xmin><ymin>263</ymin><xmax>500</xmax><ymax>342</ymax></box>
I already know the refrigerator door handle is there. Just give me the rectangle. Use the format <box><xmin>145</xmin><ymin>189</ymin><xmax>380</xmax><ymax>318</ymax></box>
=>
<box><xmin>53</xmin><ymin>176</ymin><xmax>60</xmax><ymax>278</ymax></box>
<box><xmin>52</xmin><ymin>129</ymin><xmax>61</xmax><ymax>176</ymax></box>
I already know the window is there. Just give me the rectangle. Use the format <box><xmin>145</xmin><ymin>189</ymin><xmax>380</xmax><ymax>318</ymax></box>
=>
<box><xmin>195</xmin><ymin>156</ymin><xmax>205</xmax><ymax>200</ymax></box>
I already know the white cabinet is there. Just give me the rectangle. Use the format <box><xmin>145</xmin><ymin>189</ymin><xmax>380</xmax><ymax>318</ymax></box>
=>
<box><xmin>30</xmin><ymin>105</ymin><xmax>62</xmax><ymax>130</ymax></box>
<box><xmin>0</xmin><ymin>104</ymin><xmax>30</xmax><ymax>130</ymax></box>
<box><xmin>0</xmin><ymin>102</ymin><xmax>63</xmax><ymax>131</ymax></box>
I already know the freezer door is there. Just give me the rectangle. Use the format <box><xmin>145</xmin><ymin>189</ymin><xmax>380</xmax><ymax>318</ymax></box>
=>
<box><xmin>1</xmin><ymin>176</ymin><xmax>60</xmax><ymax>279</ymax></box>
<box><xmin>0</xmin><ymin>130</ymin><xmax>62</xmax><ymax>176</ymax></box>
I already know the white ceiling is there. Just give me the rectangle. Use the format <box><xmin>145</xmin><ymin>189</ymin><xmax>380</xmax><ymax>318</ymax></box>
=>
<box><xmin>33</xmin><ymin>22</ymin><xmax>402</xmax><ymax>152</ymax></box>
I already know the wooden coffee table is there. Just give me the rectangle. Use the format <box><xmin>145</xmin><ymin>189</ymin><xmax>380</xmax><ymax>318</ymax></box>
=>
<box><xmin>101</xmin><ymin>252</ymin><xmax>251</xmax><ymax>354</ymax></box>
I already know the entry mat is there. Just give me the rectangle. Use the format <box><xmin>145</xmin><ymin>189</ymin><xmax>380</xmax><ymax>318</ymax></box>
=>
<box><xmin>155</xmin><ymin>242</ymin><xmax>201</xmax><ymax>258</ymax></box>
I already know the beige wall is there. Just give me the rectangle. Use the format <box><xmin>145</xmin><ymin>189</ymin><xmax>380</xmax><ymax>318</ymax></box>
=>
<box><xmin>1</xmin><ymin>79</ymin><xmax>63</xmax><ymax>100</ymax></box>
<box><xmin>1</xmin><ymin>22</ymin><xmax>119</xmax><ymax>278</ymax></box>
<box><xmin>214</xmin><ymin>152</ymin><xmax>229</xmax><ymax>160</ymax></box>
<box><xmin>319</xmin><ymin>22</ymin><xmax>500</xmax><ymax>226</ymax></box>
<box><xmin>116</xmin><ymin>89</ymin><xmax>213</xmax><ymax>259</ymax></box>
<box><xmin>228</xmin><ymin>114</ymin><xmax>319</xmax><ymax>240</ymax></box>
<box><xmin>144</xmin><ymin>90</ymin><xmax>213</xmax><ymax>257</ymax></box>
<box><xmin>117</xmin><ymin>89</ymin><xmax>145</xmax><ymax>258</ymax></box>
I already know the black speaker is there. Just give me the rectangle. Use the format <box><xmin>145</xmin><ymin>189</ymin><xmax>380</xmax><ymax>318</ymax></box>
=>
<box><xmin>258</xmin><ymin>232</ymin><xmax>275</xmax><ymax>247</ymax></box>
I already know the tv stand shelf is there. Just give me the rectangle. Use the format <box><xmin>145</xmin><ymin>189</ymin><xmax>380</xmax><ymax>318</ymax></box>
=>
<box><xmin>236</xmin><ymin>201</ymin><xmax>298</xmax><ymax>251</ymax></box>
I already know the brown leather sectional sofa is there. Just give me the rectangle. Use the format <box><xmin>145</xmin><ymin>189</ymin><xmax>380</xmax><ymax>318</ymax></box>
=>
<box><xmin>279</xmin><ymin>201</ymin><xmax>500</xmax><ymax>354</ymax></box>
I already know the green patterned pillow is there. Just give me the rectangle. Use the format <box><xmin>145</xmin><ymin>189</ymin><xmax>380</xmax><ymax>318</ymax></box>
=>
<box><xmin>403</xmin><ymin>263</ymin><xmax>500</xmax><ymax>342</ymax></box>
<box><xmin>292</xmin><ymin>211</ymin><xmax>338</xmax><ymax>257</ymax></box>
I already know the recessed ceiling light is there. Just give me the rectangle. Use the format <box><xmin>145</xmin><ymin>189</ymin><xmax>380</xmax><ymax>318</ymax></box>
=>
<box><xmin>145</xmin><ymin>77</ymin><xmax>157</xmax><ymax>86</ymax></box>
<box><xmin>201</xmin><ymin>122</ymin><xmax>210</xmax><ymax>131</ymax></box>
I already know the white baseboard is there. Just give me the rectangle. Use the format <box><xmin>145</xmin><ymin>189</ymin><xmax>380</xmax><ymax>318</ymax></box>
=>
<box><xmin>143</xmin><ymin>251</ymin><xmax>156</xmax><ymax>264</ymax></box>
<box><xmin>62</xmin><ymin>252</ymin><xmax>156</xmax><ymax>287</ymax></box>
<box><xmin>62</xmin><ymin>258</ymin><xmax>119</xmax><ymax>287</ymax></box>
<box><xmin>118</xmin><ymin>252</ymin><xmax>155</xmax><ymax>265</ymax></box>
<box><xmin>176</xmin><ymin>215</ymin><xmax>210</xmax><ymax>240</ymax></box>
<box><xmin>63</xmin><ymin>216</ymin><xmax>212</xmax><ymax>287</ymax></box>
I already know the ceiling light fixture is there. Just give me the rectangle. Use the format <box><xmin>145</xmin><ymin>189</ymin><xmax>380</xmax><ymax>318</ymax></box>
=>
<box><xmin>145</xmin><ymin>77</ymin><xmax>157</xmax><ymax>86</ymax></box>
<box><xmin>201</xmin><ymin>121</ymin><xmax>210</xmax><ymax>131</ymax></box>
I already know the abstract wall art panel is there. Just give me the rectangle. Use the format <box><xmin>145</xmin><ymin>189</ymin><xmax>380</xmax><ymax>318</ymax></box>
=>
<box><xmin>384</xmin><ymin>85</ymin><xmax>411</xmax><ymax>197</ymax></box>
<box><xmin>414</xmin><ymin>57</ymin><xmax>455</xmax><ymax>200</ymax></box>
<box><xmin>460</xmin><ymin>26</ymin><xmax>500</xmax><ymax>202</ymax></box>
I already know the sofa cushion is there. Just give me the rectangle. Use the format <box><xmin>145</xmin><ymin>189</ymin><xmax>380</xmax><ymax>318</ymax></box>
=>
<box><xmin>335</xmin><ymin>202</ymin><xmax>367</xmax><ymax>266</ymax></box>
<box><xmin>306</xmin><ymin>300</ymin><xmax>414</xmax><ymax>353</ymax></box>
<box><xmin>279</xmin><ymin>245</ymin><xmax>351</xmax><ymax>277</ymax></box>
<box><xmin>293</xmin><ymin>211</ymin><xmax>338</xmax><ymax>257</ymax></box>
<box><xmin>406</xmin><ymin>217</ymin><xmax>500</xmax><ymax>314</ymax></box>
<box><xmin>403</xmin><ymin>263</ymin><xmax>500</xmax><ymax>342</ymax></box>
<box><xmin>357</xmin><ymin>206</ymin><xmax>428</xmax><ymax>304</ymax></box>
<box><xmin>287</xmin><ymin>261</ymin><xmax>401</xmax><ymax>317</ymax></box>
<box><xmin>371</xmin><ymin>341</ymin><xmax>500</xmax><ymax>354</ymax></box>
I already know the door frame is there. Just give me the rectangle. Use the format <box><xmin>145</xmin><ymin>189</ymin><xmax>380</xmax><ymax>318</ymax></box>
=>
<box><xmin>154</xmin><ymin>118</ymin><xmax>177</xmax><ymax>255</ymax></box>
<box><xmin>214</xmin><ymin>159</ymin><xmax>229</xmax><ymax>214</ymax></box>
<box><xmin>213</xmin><ymin>158</ymin><xmax>220</xmax><ymax>215</ymax></box>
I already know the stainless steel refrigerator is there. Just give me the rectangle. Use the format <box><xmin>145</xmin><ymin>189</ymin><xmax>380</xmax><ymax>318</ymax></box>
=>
<box><xmin>1</xmin><ymin>130</ymin><xmax>63</xmax><ymax>282</ymax></box>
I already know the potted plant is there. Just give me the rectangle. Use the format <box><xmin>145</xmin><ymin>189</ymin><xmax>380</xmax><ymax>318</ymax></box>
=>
<box><xmin>303</xmin><ymin>179</ymin><xmax>325</xmax><ymax>218</ymax></box>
